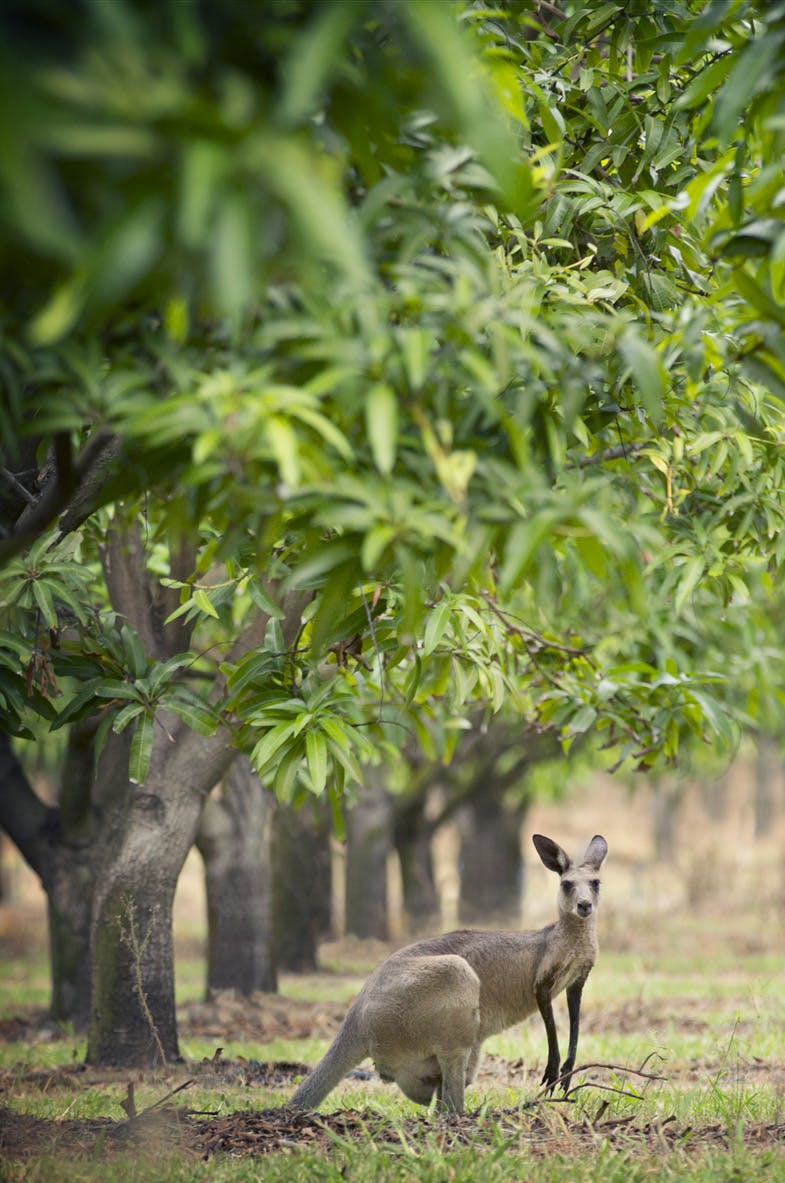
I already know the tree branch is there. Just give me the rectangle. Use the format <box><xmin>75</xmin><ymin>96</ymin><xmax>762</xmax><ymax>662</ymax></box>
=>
<box><xmin>0</xmin><ymin>431</ymin><xmax>120</xmax><ymax>565</ymax></box>
<box><xmin>574</xmin><ymin>440</ymin><xmax>648</xmax><ymax>469</ymax></box>
<box><xmin>100</xmin><ymin>521</ymin><xmax>165</xmax><ymax>661</ymax></box>
<box><xmin>0</xmin><ymin>732</ymin><xmax>57</xmax><ymax>888</ymax></box>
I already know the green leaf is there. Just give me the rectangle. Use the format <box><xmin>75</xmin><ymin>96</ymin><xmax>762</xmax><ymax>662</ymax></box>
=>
<box><xmin>327</xmin><ymin>782</ymin><xmax>347</xmax><ymax>840</ymax></box>
<box><xmin>261</xmin><ymin>137</ymin><xmax>369</xmax><ymax>285</ymax></box>
<box><xmin>51</xmin><ymin>679</ymin><xmax>103</xmax><ymax>730</ymax></box>
<box><xmin>165</xmin><ymin>689</ymin><xmax>218</xmax><ymax>736</ymax></box>
<box><xmin>272</xmin><ymin>749</ymin><xmax>301</xmax><ymax>802</ymax></box>
<box><xmin>285</xmin><ymin>540</ymin><xmax>357</xmax><ymax>591</ymax></box>
<box><xmin>398</xmin><ymin>328</ymin><xmax>431</xmax><ymax>393</ymax></box>
<box><xmin>148</xmin><ymin>654</ymin><xmax>193</xmax><ymax>695</ymax></box>
<box><xmin>193</xmin><ymin>589</ymin><xmax>219</xmax><ymax>619</ymax></box>
<box><xmin>325</xmin><ymin>732</ymin><xmax>362</xmax><ymax>784</ymax></box>
<box><xmin>673</xmin><ymin>55</ymin><xmax>735</xmax><ymax>112</ymax></box>
<box><xmin>567</xmin><ymin>704</ymin><xmax>597</xmax><ymax>735</ymax></box>
<box><xmin>731</xmin><ymin>266</ymin><xmax>785</xmax><ymax>329</ymax></box>
<box><xmin>401</xmin><ymin>0</ymin><xmax>526</xmax><ymax>209</ymax></box>
<box><xmin>365</xmin><ymin>383</ymin><xmax>398</xmax><ymax>476</ymax></box>
<box><xmin>266</xmin><ymin>416</ymin><xmax>301</xmax><ymax>488</ymax></box>
<box><xmin>178</xmin><ymin>140</ymin><xmax>225</xmax><ymax>250</ymax></box>
<box><xmin>251</xmin><ymin>721</ymin><xmax>296</xmax><ymax>773</ymax></box>
<box><xmin>311</xmin><ymin>570</ymin><xmax>359</xmax><ymax>659</ymax></box>
<box><xmin>129</xmin><ymin>711</ymin><xmax>154</xmax><ymax>785</ymax></box>
<box><xmin>31</xmin><ymin>580</ymin><xmax>57</xmax><ymax>628</ymax></box>
<box><xmin>94</xmin><ymin>681</ymin><xmax>145</xmax><ymax>702</ymax></box>
<box><xmin>247</xmin><ymin>580</ymin><xmax>285</xmax><ymax>619</ymax></box>
<box><xmin>617</xmin><ymin>330</ymin><xmax>665</xmax><ymax>422</ymax></box>
<box><xmin>224</xmin><ymin>652</ymin><xmax>280</xmax><ymax>703</ymax></box>
<box><xmin>361</xmin><ymin>524</ymin><xmax>396</xmax><ymax>571</ymax></box>
<box><xmin>498</xmin><ymin>514</ymin><xmax>560</xmax><ymax>593</ymax></box>
<box><xmin>121</xmin><ymin>623</ymin><xmax>147</xmax><ymax>679</ymax></box>
<box><xmin>711</xmin><ymin>29</ymin><xmax>785</xmax><ymax>145</ymax></box>
<box><xmin>674</xmin><ymin>556</ymin><xmax>705</xmax><ymax>616</ymax></box>
<box><xmin>277</xmin><ymin>1</ymin><xmax>361</xmax><ymax>126</ymax></box>
<box><xmin>305</xmin><ymin>729</ymin><xmax>328</xmax><ymax>795</ymax></box>
<box><xmin>210</xmin><ymin>192</ymin><xmax>254</xmax><ymax>321</ymax></box>
<box><xmin>422</xmin><ymin>599</ymin><xmax>452</xmax><ymax>657</ymax></box>
<box><xmin>112</xmin><ymin>701</ymin><xmax>145</xmax><ymax>734</ymax></box>
<box><xmin>291</xmin><ymin>404</ymin><xmax>353</xmax><ymax>460</ymax></box>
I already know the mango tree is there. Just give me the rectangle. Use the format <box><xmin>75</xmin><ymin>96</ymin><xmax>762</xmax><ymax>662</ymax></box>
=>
<box><xmin>2</xmin><ymin>1</ymin><xmax>785</xmax><ymax>1065</ymax></box>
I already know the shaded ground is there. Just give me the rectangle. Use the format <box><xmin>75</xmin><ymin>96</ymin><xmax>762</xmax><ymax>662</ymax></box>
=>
<box><xmin>3</xmin><ymin>1086</ymin><xmax>785</xmax><ymax>1162</ymax></box>
<box><xmin>179</xmin><ymin>989</ymin><xmax>347</xmax><ymax>1043</ymax></box>
<box><xmin>2</xmin><ymin>964</ymin><xmax>784</xmax><ymax>1162</ymax></box>
<box><xmin>2</xmin><ymin>1026</ymin><xmax>785</xmax><ymax>1163</ymax></box>
<box><xmin>0</xmin><ymin>991</ymin><xmax>347</xmax><ymax>1049</ymax></box>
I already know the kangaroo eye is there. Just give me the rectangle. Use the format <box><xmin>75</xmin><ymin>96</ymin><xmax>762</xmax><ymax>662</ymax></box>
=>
<box><xmin>561</xmin><ymin>880</ymin><xmax>573</xmax><ymax>893</ymax></box>
<box><xmin>591</xmin><ymin>879</ymin><xmax>600</xmax><ymax>891</ymax></box>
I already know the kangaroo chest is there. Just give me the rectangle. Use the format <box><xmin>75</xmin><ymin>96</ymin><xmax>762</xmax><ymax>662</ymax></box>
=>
<box><xmin>478</xmin><ymin>950</ymin><xmax>594</xmax><ymax>1039</ymax></box>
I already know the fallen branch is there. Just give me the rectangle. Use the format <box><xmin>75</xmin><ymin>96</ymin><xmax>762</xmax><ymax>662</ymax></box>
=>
<box><xmin>522</xmin><ymin>1057</ymin><xmax>668</xmax><ymax>1109</ymax></box>
<box><xmin>119</xmin><ymin>1078</ymin><xmax>195</xmax><ymax>1123</ymax></box>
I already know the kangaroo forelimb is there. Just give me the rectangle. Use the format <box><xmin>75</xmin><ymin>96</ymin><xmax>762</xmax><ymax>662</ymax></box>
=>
<box><xmin>535</xmin><ymin>980</ymin><xmax>560</xmax><ymax>1092</ymax></box>
<box><xmin>559</xmin><ymin>976</ymin><xmax>586</xmax><ymax>1091</ymax></box>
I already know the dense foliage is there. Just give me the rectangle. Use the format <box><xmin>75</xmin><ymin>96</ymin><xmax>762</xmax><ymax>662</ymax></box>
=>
<box><xmin>3</xmin><ymin>0</ymin><xmax>785</xmax><ymax>800</ymax></box>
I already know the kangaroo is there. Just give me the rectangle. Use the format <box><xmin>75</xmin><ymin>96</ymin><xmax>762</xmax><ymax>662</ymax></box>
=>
<box><xmin>288</xmin><ymin>833</ymin><xmax>607</xmax><ymax>1114</ymax></box>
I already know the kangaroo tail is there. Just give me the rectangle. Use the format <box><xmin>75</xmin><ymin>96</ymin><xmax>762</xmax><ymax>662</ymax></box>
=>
<box><xmin>289</xmin><ymin>1014</ymin><xmax>366</xmax><ymax>1110</ymax></box>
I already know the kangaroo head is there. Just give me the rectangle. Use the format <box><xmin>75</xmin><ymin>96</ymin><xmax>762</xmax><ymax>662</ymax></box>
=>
<box><xmin>532</xmin><ymin>833</ymin><xmax>608</xmax><ymax>921</ymax></box>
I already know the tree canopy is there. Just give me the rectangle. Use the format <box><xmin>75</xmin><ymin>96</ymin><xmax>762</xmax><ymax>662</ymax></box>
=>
<box><xmin>3</xmin><ymin>0</ymin><xmax>785</xmax><ymax>801</ymax></box>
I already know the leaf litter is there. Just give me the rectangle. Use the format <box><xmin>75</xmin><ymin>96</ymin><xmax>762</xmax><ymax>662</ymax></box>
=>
<box><xmin>2</xmin><ymin>1055</ymin><xmax>784</xmax><ymax>1162</ymax></box>
<box><xmin>2</xmin><ymin>990</ymin><xmax>784</xmax><ymax>1163</ymax></box>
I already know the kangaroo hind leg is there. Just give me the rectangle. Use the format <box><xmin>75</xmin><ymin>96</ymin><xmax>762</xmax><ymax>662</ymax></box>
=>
<box><xmin>437</xmin><ymin>1049</ymin><xmax>471</xmax><ymax>1114</ymax></box>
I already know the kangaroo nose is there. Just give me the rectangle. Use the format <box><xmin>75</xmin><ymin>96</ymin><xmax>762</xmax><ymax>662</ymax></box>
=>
<box><xmin>577</xmin><ymin>900</ymin><xmax>592</xmax><ymax>917</ymax></box>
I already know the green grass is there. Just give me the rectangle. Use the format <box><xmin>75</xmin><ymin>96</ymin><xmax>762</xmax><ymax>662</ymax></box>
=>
<box><xmin>4</xmin><ymin>1133</ymin><xmax>785</xmax><ymax>1183</ymax></box>
<box><xmin>2</xmin><ymin>907</ymin><xmax>784</xmax><ymax>1183</ymax></box>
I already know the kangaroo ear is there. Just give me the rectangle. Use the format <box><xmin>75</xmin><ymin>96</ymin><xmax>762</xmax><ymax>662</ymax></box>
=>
<box><xmin>581</xmin><ymin>834</ymin><xmax>608</xmax><ymax>870</ymax></box>
<box><xmin>532</xmin><ymin>834</ymin><xmax>571</xmax><ymax>875</ymax></box>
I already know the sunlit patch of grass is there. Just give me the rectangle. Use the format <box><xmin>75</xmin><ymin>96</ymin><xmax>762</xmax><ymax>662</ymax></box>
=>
<box><xmin>278</xmin><ymin>972</ymin><xmax>363</xmax><ymax>1004</ymax></box>
<box><xmin>0</xmin><ymin>952</ymin><xmax>51</xmax><ymax>1016</ymax></box>
<box><xmin>0</xmin><ymin>1038</ymin><xmax>84</xmax><ymax>1069</ymax></box>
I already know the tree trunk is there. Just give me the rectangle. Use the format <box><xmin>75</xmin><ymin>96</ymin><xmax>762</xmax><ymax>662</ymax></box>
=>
<box><xmin>89</xmin><ymin>860</ymin><xmax>180</xmax><ymax>1066</ymax></box>
<box><xmin>458</xmin><ymin>796</ymin><xmax>525</xmax><ymax>924</ymax></box>
<box><xmin>47</xmin><ymin>851</ymin><xmax>94</xmax><ymax>1028</ymax></box>
<box><xmin>86</xmin><ymin>718</ymin><xmax>235</xmax><ymax>1066</ymax></box>
<box><xmin>393</xmin><ymin>792</ymin><xmax>439</xmax><ymax>933</ymax></box>
<box><xmin>0</xmin><ymin>729</ymin><xmax>96</xmax><ymax>1028</ymax></box>
<box><xmin>197</xmin><ymin>757</ymin><xmax>277</xmax><ymax>996</ymax></box>
<box><xmin>0</xmin><ymin>732</ymin><xmax>57</xmax><ymax>881</ymax></box>
<box><xmin>47</xmin><ymin>722</ymin><xmax>103</xmax><ymax>1029</ymax></box>
<box><xmin>345</xmin><ymin>768</ymin><xmax>393</xmax><ymax>940</ymax></box>
<box><xmin>754</xmin><ymin>734</ymin><xmax>779</xmax><ymax>839</ymax></box>
<box><xmin>271</xmin><ymin>799</ymin><xmax>332</xmax><ymax>972</ymax></box>
<box><xmin>651</xmin><ymin>778</ymin><xmax>683</xmax><ymax>862</ymax></box>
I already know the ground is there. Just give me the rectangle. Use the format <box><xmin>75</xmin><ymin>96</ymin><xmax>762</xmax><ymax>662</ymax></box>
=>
<box><xmin>1</xmin><ymin>767</ymin><xmax>784</xmax><ymax>1181</ymax></box>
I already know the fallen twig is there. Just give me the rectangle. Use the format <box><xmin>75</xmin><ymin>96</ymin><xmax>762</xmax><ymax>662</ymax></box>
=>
<box><xmin>519</xmin><ymin>1058</ymin><xmax>668</xmax><ymax>1109</ymax></box>
<box><xmin>119</xmin><ymin>1078</ymin><xmax>195</xmax><ymax>1123</ymax></box>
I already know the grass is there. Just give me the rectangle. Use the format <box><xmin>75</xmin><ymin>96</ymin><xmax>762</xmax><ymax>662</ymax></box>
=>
<box><xmin>1</xmin><ymin>902</ymin><xmax>784</xmax><ymax>1182</ymax></box>
<box><xmin>3</xmin><ymin>1125</ymin><xmax>784</xmax><ymax>1183</ymax></box>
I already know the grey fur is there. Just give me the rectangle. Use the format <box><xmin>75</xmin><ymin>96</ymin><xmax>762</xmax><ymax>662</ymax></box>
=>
<box><xmin>288</xmin><ymin>832</ymin><xmax>607</xmax><ymax>1114</ymax></box>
